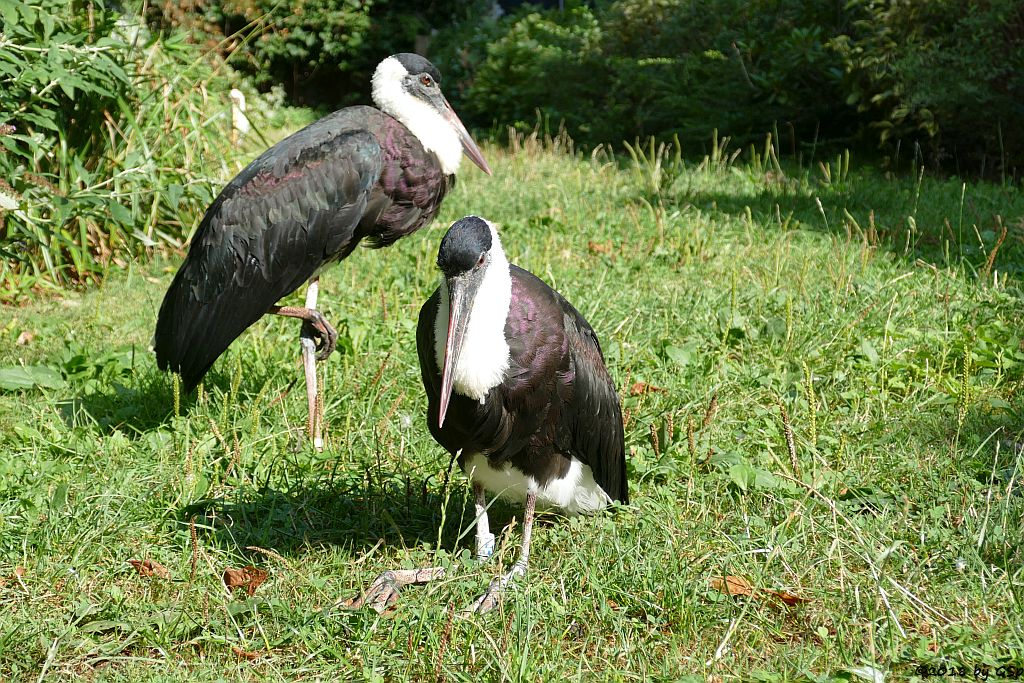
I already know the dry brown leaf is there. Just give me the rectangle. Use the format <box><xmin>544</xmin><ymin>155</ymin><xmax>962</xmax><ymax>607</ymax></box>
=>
<box><xmin>606</xmin><ymin>598</ymin><xmax>620</xmax><ymax>610</ymax></box>
<box><xmin>338</xmin><ymin>595</ymin><xmax>360</xmax><ymax>609</ymax></box>
<box><xmin>231</xmin><ymin>645</ymin><xmax>264</xmax><ymax>661</ymax></box>
<box><xmin>764</xmin><ymin>588</ymin><xmax>810</xmax><ymax>606</ymax></box>
<box><xmin>16</xmin><ymin>330</ymin><xmax>34</xmax><ymax>345</ymax></box>
<box><xmin>710</xmin><ymin>575</ymin><xmax>754</xmax><ymax>598</ymax></box>
<box><xmin>630</xmin><ymin>381</ymin><xmax>666</xmax><ymax>396</ymax></box>
<box><xmin>0</xmin><ymin>567</ymin><xmax>21</xmax><ymax>590</ymax></box>
<box><xmin>128</xmin><ymin>559</ymin><xmax>171</xmax><ymax>579</ymax></box>
<box><xmin>223</xmin><ymin>566</ymin><xmax>268</xmax><ymax>596</ymax></box>
<box><xmin>587</xmin><ymin>240</ymin><xmax>612</xmax><ymax>255</ymax></box>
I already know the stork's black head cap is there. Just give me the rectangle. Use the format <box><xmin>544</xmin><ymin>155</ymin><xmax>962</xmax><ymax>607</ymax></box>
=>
<box><xmin>438</xmin><ymin>216</ymin><xmax>492</xmax><ymax>277</ymax></box>
<box><xmin>394</xmin><ymin>53</ymin><xmax>441</xmax><ymax>83</ymax></box>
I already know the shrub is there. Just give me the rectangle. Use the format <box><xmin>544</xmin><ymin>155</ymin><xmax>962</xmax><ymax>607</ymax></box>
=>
<box><xmin>832</xmin><ymin>0</ymin><xmax>1024</xmax><ymax>174</ymax></box>
<box><xmin>432</xmin><ymin>0</ymin><xmax>1021</xmax><ymax>175</ymax></box>
<box><xmin>147</xmin><ymin>0</ymin><xmax>472</xmax><ymax>108</ymax></box>
<box><xmin>0</xmin><ymin>0</ymin><xmax>239</xmax><ymax>299</ymax></box>
<box><xmin>430</xmin><ymin>0</ymin><xmax>854</xmax><ymax>151</ymax></box>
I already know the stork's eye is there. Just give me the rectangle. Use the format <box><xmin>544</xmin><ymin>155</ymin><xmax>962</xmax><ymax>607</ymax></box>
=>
<box><xmin>420</xmin><ymin>75</ymin><xmax>433</xmax><ymax>87</ymax></box>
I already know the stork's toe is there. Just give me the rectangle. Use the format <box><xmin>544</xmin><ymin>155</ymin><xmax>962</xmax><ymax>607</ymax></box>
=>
<box><xmin>302</xmin><ymin>312</ymin><xmax>338</xmax><ymax>361</ymax></box>
<box><xmin>342</xmin><ymin>567</ymin><xmax>447</xmax><ymax>614</ymax></box>
<box><xmin>462</xmin><ymin>577</ymin><xmax>506</xmax><ymax>615</ymax></box>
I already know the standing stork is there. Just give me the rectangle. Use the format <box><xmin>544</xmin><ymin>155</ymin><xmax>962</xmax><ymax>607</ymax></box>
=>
<box><xmin>154</xmin><ymin>54</ymin><xmax>490</xmax><ymax>447</ymax></box>
<box><xmin>350</xmin><ymin>216</ymin><xmax>628</xmax><ymax>614</ymax></box>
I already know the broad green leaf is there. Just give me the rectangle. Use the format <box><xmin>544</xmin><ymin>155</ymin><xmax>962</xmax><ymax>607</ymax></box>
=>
<box><xmin>859</xmin><ymin>339</ymin><xmax>879</xmax><ymax>365</ymax></box>
<box><xmin>0</xmin><ymin>2</ymin><xmax>18</xmax><ymax>26</ymax></box>
<box><xmin>166</xmin><ymin>183</ymin><xmax>184</xmax><ymax>210</ymax></box>
<box><xmin>109</xmin><ymin>201</ymin><xmax>133</xmax><ymax>224</ymax></box>
<box><xmin>728</xmin><ymin>462</ymin><xmax>756</xmax><ymax>492</ymax></box>
<box><xmin>664</xmin><ymin>344</ymin><xmax>692</xmax><ymax>367</ymax></box>
<box><xmin>18</xmin><ymin>110</ymin><xmax>59</xmax><ymax>132</ymax></box>
<box><xmin>0</xmin><ymin>365</ymin><xmax>66</xmax><ymax>390</ymax></box>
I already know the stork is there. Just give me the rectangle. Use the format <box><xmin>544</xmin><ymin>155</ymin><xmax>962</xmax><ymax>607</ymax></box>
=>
<box><xmin>154</xmin><ymin>54</ymin><xmax>491</xmax><ymax>447</ymax></box>
<box><xmin>350</xmin><ymin>216</ymin><xmax>628</xmax><ymax>614</ymax></box>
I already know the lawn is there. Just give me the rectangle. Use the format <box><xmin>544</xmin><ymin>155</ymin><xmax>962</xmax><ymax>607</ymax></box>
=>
<box><xmin>1</xmin><ymin>131</ymin><xmax>1023</xmax><ymax>681</ymax></box>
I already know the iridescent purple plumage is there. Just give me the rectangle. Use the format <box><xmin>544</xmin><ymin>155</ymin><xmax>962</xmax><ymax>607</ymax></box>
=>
<box><xmin>155</xmin><ymin>107</ymin><xmax>453</xmax><ymax>390</ymax></box>
<box><xmin>418</xmin><ymin>264</ymin><xmax>629</xmax><ymax>503</ymax></box>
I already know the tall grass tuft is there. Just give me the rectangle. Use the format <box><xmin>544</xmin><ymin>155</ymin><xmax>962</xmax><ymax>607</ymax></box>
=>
<box><xmin>0</xmin><ymin>0</ymin><xmax>239</xmax><ymax>300</ymax></box>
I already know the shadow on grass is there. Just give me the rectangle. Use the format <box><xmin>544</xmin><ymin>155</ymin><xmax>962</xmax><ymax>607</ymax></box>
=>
<box><xmin>55</xmin><ymin>359</ymin><xmax>287</xmax><ymax>438</ymax></box>
<box><xmin>178</xmin><ymin>473</ymin><xmax>493</xmax><ymax>559</ymax></box>
<box><xmin>58</xmin><ymin>374</ymin><xmax>174</xmax><ymax>436</ymax></box>
<box><xmin>177</xmin><ymin>467</ymin><xmax>559</xmax><ymax>565</ymax></box>
<box><xmin>674</xmin><ymin>166</ymin><xmax>1024</xmax><ymax>275</ymax></box>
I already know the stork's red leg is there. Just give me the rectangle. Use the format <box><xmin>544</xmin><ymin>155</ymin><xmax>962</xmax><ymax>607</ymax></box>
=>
<box><xmin>462</xmin><ymin>491</ymin><xmax>537</xmax><ymax>615</ymax></box>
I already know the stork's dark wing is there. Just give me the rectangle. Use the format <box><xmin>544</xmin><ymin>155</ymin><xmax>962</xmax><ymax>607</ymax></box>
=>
<box><xmin>154</xmin><ymin>110</ymin><xmax>382</xmax><ymax>391</ymax></box>
<box><xmin>417</xmin><ymin>289</ymin><xmax>445</xmax><ymax>438</ymax></box>
<box><xmin>552</xmin><ymin>291</ymin><xmax>628</xmax><ymax>504</ymax></box>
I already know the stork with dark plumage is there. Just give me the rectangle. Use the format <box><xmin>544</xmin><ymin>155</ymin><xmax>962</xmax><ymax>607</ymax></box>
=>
<box><xmin>153</xmin><ymin>54</ymin><xmax>490</xmax><ymax>447</ymax></box>
<box><xmin>351</xmin><ymin>216</ymin><xmax>628</xmax><ymax>614</ymax></box>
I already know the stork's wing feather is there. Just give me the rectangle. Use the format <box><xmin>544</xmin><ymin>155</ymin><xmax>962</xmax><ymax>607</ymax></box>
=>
<box><xmin>154</xmin><ymin>111</ymin><xmax>382</xmax><ymax>390</ymax></box>
<box><xmin>551</xmin><ymin>290</ymin><xmax>629</xmax><ymax>504</ymax></box>
<box><xmin>416</xmin><ymin>290</ymin><xmax>446</xmax><ymax>440</ymax></box>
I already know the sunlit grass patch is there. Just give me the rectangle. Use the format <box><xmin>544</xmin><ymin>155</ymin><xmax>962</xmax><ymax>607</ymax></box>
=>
<box><xmin>1</xmin><ymin>133</ymin><xmax>1022</xmax><ymax>681</ymax></box>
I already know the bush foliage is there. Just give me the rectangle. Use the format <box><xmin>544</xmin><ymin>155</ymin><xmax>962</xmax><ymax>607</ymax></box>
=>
<box><xmin>833</xmin><ymin>0</ymin><xmax>1024</xmax><ymax>175</ymax></box>
<box><xmin>144</xmin><ymin>0</ymin><xmax>1023</xmax><ymax>172</ymax></box>
<box><xmin>147</xmin><ymin>0</ymin><xmax>471</xmax><ymax>108</ymax></box>
<box><xmin>434</xmin><ymin>0</ymin><xmax>853</xmax><ymax>149</ymax></box>
<box><xmin>0</xmin><ymin>0</ymin><xmax>240</xmax><ymax>299</ymax></box>
<box><xmin>430</xmin><ymin>0</ymin><xmax>1022</xmax><ymax>174</ymax></box>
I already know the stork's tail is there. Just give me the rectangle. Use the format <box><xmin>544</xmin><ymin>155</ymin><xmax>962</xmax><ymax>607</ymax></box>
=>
<box><xmin>153</xmin><ymin>268</ymin><xmax>263</xmax><ymax>393</ymax></box>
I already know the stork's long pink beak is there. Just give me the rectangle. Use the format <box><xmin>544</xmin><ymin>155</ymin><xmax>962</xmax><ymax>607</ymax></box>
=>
<box><xmin>438</xmin><ymin>277</ymin><xmax>470</xmax><ymax>428</ymax></box>
<box><xmin>443</xmin><ymin>100</ymin><xmax>492</xmax><ymax>176</ymax></box>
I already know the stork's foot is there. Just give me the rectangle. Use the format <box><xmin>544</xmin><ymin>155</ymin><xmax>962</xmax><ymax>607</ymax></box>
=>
<box><xmin>343</xmin><ymin>567</ymin><xmax>446</xmax><ymax>614</ymax></box>
<box><xmin>461</xmin><ymin>561</ymin><xmax>527</xmax><ymax>615</ymax></box>
<box><xmin>269</xmin><ymin>305</ymin><xmax>339</xmax><ymax>362</ymax></box>
<box><xmin>301</xmin><ymin>311</ymin><xmax>338</xmax><ymax>361</ymax></box>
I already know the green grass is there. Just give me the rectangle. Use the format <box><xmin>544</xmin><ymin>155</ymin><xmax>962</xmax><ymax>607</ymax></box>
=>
<box><xmin>1</xmin><ymin>131</ymin><xmax>1023</xmax><ymax>681</ymax></box>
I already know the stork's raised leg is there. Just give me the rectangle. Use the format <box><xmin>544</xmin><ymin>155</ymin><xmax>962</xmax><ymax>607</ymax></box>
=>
<box><xmin>462</xmin><ymin>491</ymin><xmax>537</xmax><ymax>615</ymax></box>
<box><xmin>269</xmin><ymin>277</ymin><xmax>335</xmax><ymax>450</ymax></box>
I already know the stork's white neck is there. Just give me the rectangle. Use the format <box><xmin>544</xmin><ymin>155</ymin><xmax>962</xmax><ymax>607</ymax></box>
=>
<box><xmin>371</xmin><ymin>57</ymin><xmax>463</xmax><ymax>175</ymax></box>
<box><xmin>434</xmin><ymin>223</ymin><xmax>512</xmax><ymax>401</ymax></box>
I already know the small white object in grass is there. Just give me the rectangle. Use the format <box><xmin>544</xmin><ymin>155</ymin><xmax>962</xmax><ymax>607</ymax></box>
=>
<box><xmin>229</xmin><ymin>88</ymin><xmax>251</xmax><ymax>141</ymax></box>
<box><xmin>848</xmin><ymin>665</ymin><xmax>886</xmax><ymax>683</ymax></box>
<box><xmin>0</xmin><ymin>189</ymin><xmax>18</xmax><ymax>210</ymax></box>
<box><xmin>955</xmin><ymin>557</ymin><xmax>967</xmax><ymax>571</ymax></box>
